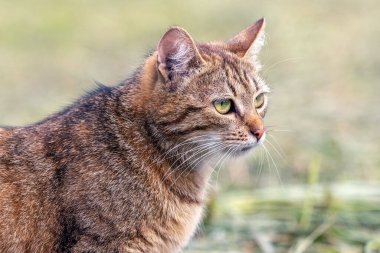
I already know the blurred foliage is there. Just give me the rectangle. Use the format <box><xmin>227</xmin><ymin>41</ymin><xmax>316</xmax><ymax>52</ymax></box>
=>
<box><xmin>0</xmin><ymin>0</ymin><xmax>379</xmax><ymax>252</ymax></box>
<box><xmin>186</xmin><ymin>182</ymin><xmax>380</xmax><ymax>253</ymax></box>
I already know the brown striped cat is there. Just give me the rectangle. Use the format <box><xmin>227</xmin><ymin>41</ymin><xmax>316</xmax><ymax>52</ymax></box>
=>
<box><xmin>0</xmin><ymin>18</ymin><xmax>269</xmax><ymax>252</ymax></box>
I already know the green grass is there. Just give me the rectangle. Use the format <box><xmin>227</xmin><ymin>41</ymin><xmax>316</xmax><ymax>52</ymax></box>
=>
<box><xmin>185</xmin><ymin>182</ymin><xmax>380</xmax><ymax>252</ymax></box>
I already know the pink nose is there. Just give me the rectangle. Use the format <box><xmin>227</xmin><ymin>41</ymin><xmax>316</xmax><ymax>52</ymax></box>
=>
<box><xmin>253</xmin><ymin>129</ymin><xmax>265</xmax><ymax>141</ymax></box>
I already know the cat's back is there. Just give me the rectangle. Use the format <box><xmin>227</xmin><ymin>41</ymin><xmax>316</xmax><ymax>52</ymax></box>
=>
<box><xmin>0</xmin><ymin>125</ymin><xmax>47</xmax><ymax>195</ymax></box>
<box><xmin>0</xmin><ymin>126</ymin><xmax>35</xmax><ymax>169</ymax></box>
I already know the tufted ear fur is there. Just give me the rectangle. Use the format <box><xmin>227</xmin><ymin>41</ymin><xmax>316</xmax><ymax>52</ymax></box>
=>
<box><xmin>226</xmin><ymin>18</ymin><xmax>266</xmax><ymax>69</ymax></box>
<box><xmin>157</xmin><ymin>27</ymin><xmax>203</xmax><ymax>83</ymax></box>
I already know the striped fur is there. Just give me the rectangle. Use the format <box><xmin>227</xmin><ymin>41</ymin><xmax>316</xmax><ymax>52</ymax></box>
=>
<box><xmin>0</xmin><ymin>19</ymin><xmax>269</xmax><ymax>252</ymax></box>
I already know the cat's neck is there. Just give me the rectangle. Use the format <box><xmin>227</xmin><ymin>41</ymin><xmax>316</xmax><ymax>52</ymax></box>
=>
<box><xmin>120</xmin><ymin>116</ymin><xmax>212</xmax><ymax>204</ymax></box>
<box><xmin>114</xmin><ymin>55</ymin><xmax>213</xmax><ymax>203</ymax></box>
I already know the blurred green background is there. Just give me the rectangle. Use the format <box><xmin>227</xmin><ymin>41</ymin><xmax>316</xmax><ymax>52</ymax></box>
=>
<box><xmin>1</xmin><ymin>0</ymin><xmax>379</xmax><ymax>252</ymax></box>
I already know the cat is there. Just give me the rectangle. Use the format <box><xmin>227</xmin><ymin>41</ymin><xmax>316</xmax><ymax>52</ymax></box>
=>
<box><xmin>0</xmin><ymin>18</ymin><xmax>270</xmax><ymax>253</ymax></box>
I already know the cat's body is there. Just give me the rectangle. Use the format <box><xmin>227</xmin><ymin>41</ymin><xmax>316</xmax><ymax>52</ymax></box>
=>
<box><xmin>0</xmin><ymin>84</ymin><xmax>207</xmax><ymax>252</ymax></box>
<box><xmin>0</xmin><ymin>19</ymin><xmax>269</xmax><ymax>252</ymax></box>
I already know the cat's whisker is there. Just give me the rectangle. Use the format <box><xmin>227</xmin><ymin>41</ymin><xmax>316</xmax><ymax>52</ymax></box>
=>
<box><xmin>159</xmin><ymin>135</ymin><xmax>215</xmax><ymax>159</ymax></box>
<box><xmin>261</xmin><ymin>57</ymin><xmax>301</xmax><ymax>77</ymax></box>
<box><xmin>177</xmin><ymin>142</ymin><xmax>221</xmax><ymax>170</ymax></box>
<box><xmin>262</xmin><ymin>145</ymin><xmax>271</xmax><ymax>175</ymax></box>
<box><xmin>178</xmin><ymin>140</ymin><xmax>223</xmax><ymax>164</ymax></box>
<box><xmin>168</xmin><ymin>143</ymin><xmax>227</xmax><ymax>189</ymax></box>
<box><xmin>267</xmin><ymin>129</ymin><xmax>293</xmax><ymax>133</ymax></box>
<box><xmin>186</xmin><ymin>144</ymin><xmax>234</xmax><ymax>186</ymax></box>
<box><xmin>265</xmin><ymin>125</ymin><xmax>293</xmax><ymax>132</ymax></box>
<box><xmin>161</xmin><ymin>138</ymin><xmax>218</xmax><ymax>163</ymax></box>
<box><xmin>252</xmin><ymin>147</ymin><xmax>261</xmax><ymax>184</ymax></box>
<box><xmin>255</xmin><ymin>147</ymin><xmax>265</xmax><ymax>185</ymax></box>
<box><xmin>148</xmin><ymin>138</ymin><xmax>213</xmax><ymax>180</ymax></box>
<box><xmin>187</xmin><ymin>143</ymin><xmax>227</xmax><ymax>171</ymax></box>
<box><xmin>262</xmin><ymin>144</ymin><xmax>283</xmax><ymax>189</ymax></box>
<box><xmin>147</xmin><ymin>136</ymin><xmax>217</xmax><ymax>170</ymax></box>
<box><xmin>161</xmin><ymin>142</ymin><xmax>218</xmax><ymax>183</ymax></box>
<box><xmin>211</xmin><ymin>145</ymin><xmax>232</xmax><ymax>177</ymax></box>
<box><xmin>265</xmin><ymin>138</ymin><xmax>288</xmax><ymax>164</ymax></box>
<box><xmin>214</xmin><ymin>145</ymin><xmax>238</xmax><ymax>184</ymax></box>
<box><xmin>266</xmin><ymin>134</ymin><xmax>288</xmax><ymax>163</ymax></box>
<box><xmin>178</xmin><ymin>146</ymin><xmax>226</xmax><ymax>187</ymax></box>
<box><xmin>187</xmin><ymin>143</ymin><xmax>225</xmax><ymax>169</ymax></box>
<box><xmin>190</xmin><ymin>142</ymin><xmax>233</xmax><ymax>170</ymax></box>
<box><xmin>161</xmin><ymin>141</ymin><xmax>222</xmax><ymax>184</ymax></box>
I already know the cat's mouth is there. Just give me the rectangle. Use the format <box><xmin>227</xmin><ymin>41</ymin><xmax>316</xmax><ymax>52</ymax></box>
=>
<box><xmin>235</xmin><ymin>132</ymin><xmax>266</xmax><ymax>154</ymax></box>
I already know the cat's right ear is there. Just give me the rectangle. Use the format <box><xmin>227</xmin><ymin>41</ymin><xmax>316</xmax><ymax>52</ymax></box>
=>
<box><xmin>157</xmin><ymin>27</ymin><xmax>203</xmax><ymax>84</ymax></box>
<box><xmin>226</xmin><ymin>18</ymin><xmax>266</xmax><ymax>69</ymax></box>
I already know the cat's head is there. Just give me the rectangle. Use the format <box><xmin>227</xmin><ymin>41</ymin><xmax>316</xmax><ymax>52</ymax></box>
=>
<box><xmin>145</xmin><ymin>18</ymin><xmax>269</xmax><ymax>159</ymax></box>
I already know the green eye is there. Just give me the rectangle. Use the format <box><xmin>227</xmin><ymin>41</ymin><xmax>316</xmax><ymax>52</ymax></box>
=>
<box><xmin>254</xmin><ymin>93</ymin><xmax>265</xmax><ymax>108</ymax></box>
<box><xmin>214</xmin><ymin>99</ymin><xmax>232</xmax><ymax>114</ymax></box>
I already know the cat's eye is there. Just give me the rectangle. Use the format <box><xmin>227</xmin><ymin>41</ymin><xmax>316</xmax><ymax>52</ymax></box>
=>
<box><xmin>254</xmin><ymin>93</ymin><xmax>265</xmax><ymax>109</ymax></box>
<box><xmin>214</xmin><ymin>99</ymin><xmax>232</xmax><ymax>114</ymax></box>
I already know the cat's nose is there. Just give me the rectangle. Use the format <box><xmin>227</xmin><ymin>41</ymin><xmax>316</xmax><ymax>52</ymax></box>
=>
<box><xmin>252</xmin><ymin>128</ymin><xmax>265</xmax><ymax>141</ymax></box>
<box><xmin>246</xmin><ymin>115</ymin><xmax>265</xmax><ymax>141</ymax></box>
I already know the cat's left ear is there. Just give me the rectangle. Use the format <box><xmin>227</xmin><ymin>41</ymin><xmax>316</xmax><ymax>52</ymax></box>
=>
<box><xmin>157</xmin><ymin>27</ymin><xmax>203</xmax><ymax>84</ymax></box>
<box><xmin>226</xmin><ymin>18</ymin><xmax>266</xmax><ymax>67</ymax></box>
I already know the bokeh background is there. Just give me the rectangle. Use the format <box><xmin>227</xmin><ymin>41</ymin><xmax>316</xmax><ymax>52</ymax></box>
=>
<box><xmin>1</xmin><ymin>0</ymin><xmax>379</xmax><ymax>252</ymax></box>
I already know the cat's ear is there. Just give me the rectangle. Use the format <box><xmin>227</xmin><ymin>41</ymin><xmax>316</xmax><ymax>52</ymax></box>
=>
<box><xmin>226</xmin><ymin>18</ymin><xmax>265</xmax><ymax>66</ymax></box>
<box><xmin>157</xmin><ymin>27</ymin><xmax>203</xmax><ymax>83</ymax></box>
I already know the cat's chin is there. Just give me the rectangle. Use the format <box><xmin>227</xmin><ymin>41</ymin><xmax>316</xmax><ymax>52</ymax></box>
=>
<box><xmin>235</xmin><ymin>144</ymin><xmax>257</xmax><ymax>156</ymax></box>
<box><xmin>235</xmin><ymin>140</ymin><xmax>265</xmax><ymax>156</ymax></box>
<box><xmin>240</xmin><ymin>145</ymin><xmax>255</xmax><ymax>153</ymax></box>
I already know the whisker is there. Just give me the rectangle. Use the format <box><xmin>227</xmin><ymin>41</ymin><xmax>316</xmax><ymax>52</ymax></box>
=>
<box><xmin>263</xmin><ymin>144</ymin><xmax>283</xmax><ymax>189</ymax></box>
<box><xmin>179</xmin><ymin>144</ymin><xmax>228</xmax><ymax>186</ymax></box>
<box><xmin>255</xmin><ymin>147</ymin><xmax>265</xmax><ymax>185</ymax></box>
<box><xmin>213</xmin><ymin>145</ymin><xmax>235</xmax><ymax>183</ymax></box>
<box><xmin>266</xmin><ymin>135</ymin><xmax>289</xmax><ymax>161</ymax></box>
<box><xmin>215</xmin><ymin>145</ymin><xmax>240</xmax><ymax>184</ymax></box>
<box><xmin>159</xmin><ymin>135</ymin><xmax>216</xmax><ymax>160</ymax></box>
<box><xmin>161</xmin><ymin>141</ymin><xmax>221</xmax><ymax>184</ymax></box>
<box><xmin>147</xmin><ymin>136</ymin><xmax>218</xmax><ymax>172</ymax></box>
<box><xmin>161</xmin><ymin>139</ymin><xmax>215</xmax><ymax>162</ymax></box>
<box><xmin>266</xmin><ymin>129</ymin><xmax>293</xmax><ymax>133</ymax></box>
<box><xmin>168</xmin><ymin>143</ymin><xmax>227</xmax><ymax>189</ymax></box>
<box><xmin>187</xmin><ymin>143</ymin><xmax>226</xmax><ymax>169</ymax></box>
<box><xmin>265</xmin><ymin>139</ymin><xmax>288</xmax><ymax>164</ymax></box>
<box><xmin>262</xmin><ymin>57</ymin><xmax>301</xmax><ymax>77</ymax></box>
<box><xmin>157</xmin><ymin>140</ymin><xmax>215</xmax><ymax>181</ymax></box>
